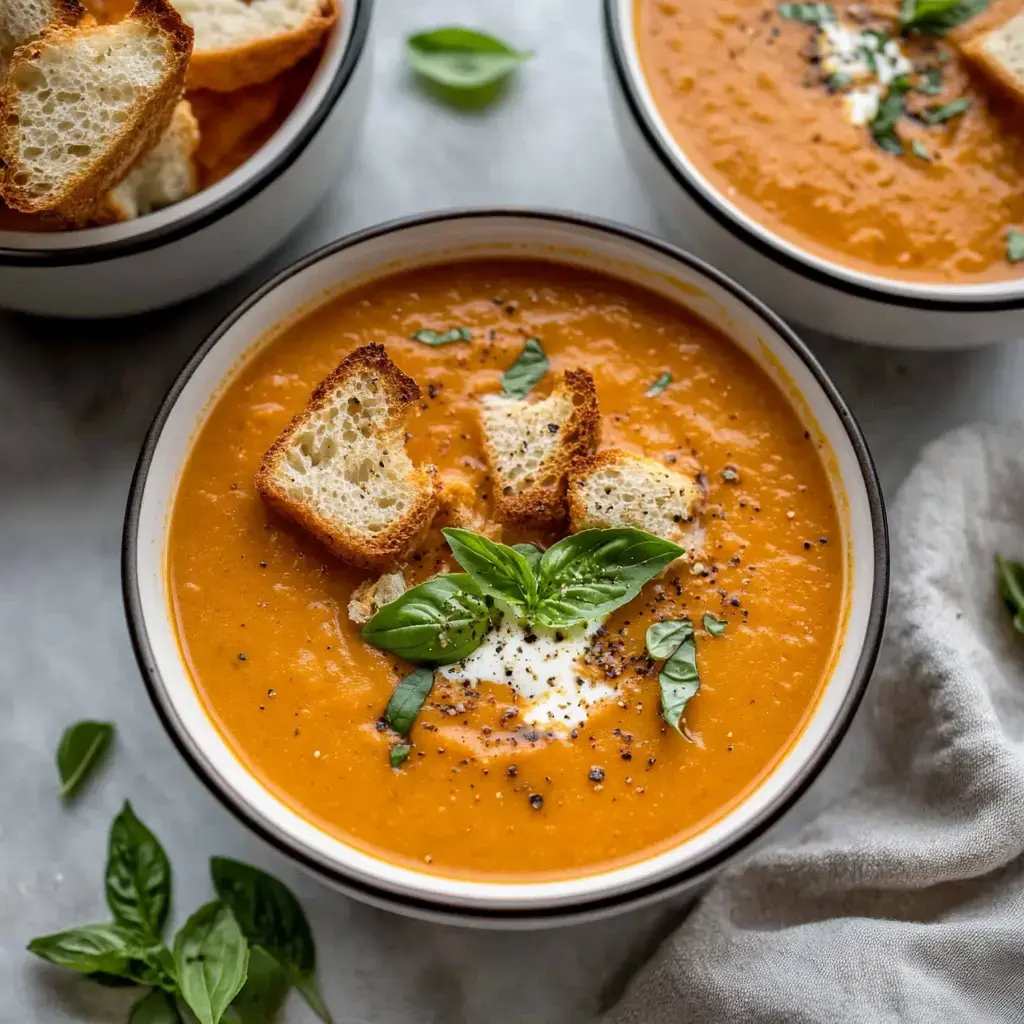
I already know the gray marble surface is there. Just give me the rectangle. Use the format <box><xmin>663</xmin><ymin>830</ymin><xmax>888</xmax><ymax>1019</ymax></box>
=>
<box><xmin>2</xmin><ymin>1</ymin><xmax>1022</xmax><ymax>1022</ymax></box>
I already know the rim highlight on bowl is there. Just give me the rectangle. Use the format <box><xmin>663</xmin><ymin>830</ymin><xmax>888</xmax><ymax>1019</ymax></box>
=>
<box><xmin>602</xmin><ymin>0</ymin><xmax>1024</xmax><ymax>347</ymax></box>
<box><xmin>123</xmin><ymin>210</ymin><xmax>889</xmax><ymax>926</ymax></box>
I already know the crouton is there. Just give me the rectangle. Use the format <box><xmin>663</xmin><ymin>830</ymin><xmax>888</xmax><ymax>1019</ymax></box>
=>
<box><xmin>348</xmin><ymin>571</ymin><xmax>407</xmax><ymax>626</ymax></box>
<box><xmin>479</xmin><ymin>369</ymin><xmax>600</xmax><ymax>523</ymax></box>
<box><xmin>255</xmin><ymin>344</ymin><xmax>440</xmax><ymax>569</ymax></box>
<box><xmin>567</xmin><ymin>449</ymin><xmax>703</xmax><ymax>545</ymax></box>
<box><xmin>0</xmin><ymin>0</ymin><xmax>193</xmax><ymax>222</ymax></box>
<box><xmin>962</xmin><ymin>9</ymin><xmax>1024</xmax><ymax>106</ymax></box>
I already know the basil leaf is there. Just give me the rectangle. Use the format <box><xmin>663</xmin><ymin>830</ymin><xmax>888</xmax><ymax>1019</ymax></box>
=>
<box><xmin>923</xmin><ymin>97</ymin><xmax>971</xmax><ymax>123</ymax></box>
<box><xmin>442</xmin><ymin>527</ymin><xmax>537</xmax><ymax>609</ymax></box>
<box><xmin>534</xmin><ymin>528</ymin><xmax>684</xmax><ymax>628</ymax></box>
<box><xmin>227</xmin><ymin>945</ymin><xmax>290</xmax><ymax>1024</ymax></box>
<box><xmin>412</xmin><ymin>327</ymin><xmax>472</xmax><ymax>346</ymax></box>
<box><xmin>512</xmin><ymin>542</ymin><xmax>544</xmax><ymax>573</ymax></box>
<box><xmin>645</xmin><ymin>372</ymin><xmax>671</xmax><ymax>397</ymax></box>
<box><xmin>211</xmin><ymin>858</ymin><xmax>330</xmax><ymax>1023</ymax></box>
<box><xmin>870</xmin><ymin>77</ymin><xmax>911</xmax><ymax>155</ymax></box>
<box><xmin>645</xmin><ymin>620</ymin><xmax>693</xmax><ymax>659</ymax></box>
<box><xmin>501</xmin><ymin>338</ymin><xmax>548</xmax><ymax>398</ymax></box>
<box><xmin>129</xmin><ymin>989</ymin><xmax>182</xmax><ymax>1024</ymax></box>
<box><xmin>911</xmin><ymin>139</ymin><xmax>932</xmax><ymax>161</ymax></box>
<box><xmin>996</xmin><ymin>555</ymin><xmax>1024</xmax><ymax>633</ymax></box>
<box><xmin>106</xmin><ymin>801</ymin><xmax>172</xmax><ymax>940</ymax></box>
<box><xmin>174</xmin><ymin>901</ymin><xmax>249</xmax><ymax>1024</ymax></box>
<box><xmin>1008</xmin><ymin>229</ymin><xmax>1024</xmax><ymax>265</ymax></box>
<box><xmin>900</xmin><ymin>0</ymin><xmax>990</xmax><ymax>35</ymax></box>
<box><xmin>361</xmin><ymin>574</ymin><xmax>490</xmax><ymax>664</ymax></box>
<box><xmin>407</xmin><ymin>27</ymin><xmax>531</xmax><ymax>109</ymax></box>
<box><xmin>27</xmin><ymin>923</ymin><xmax>166</xmax><ymax>985</ymax></box>
<box><xmin>659</xmin><ymin>626</ymin><xmax>701</xmax><ymax>735</ymax></box>
<box><xmin>389</xmin><ymin>743</ymin><xmax>412</xmax><ymax>768</ymax></box>
<box><xmin>703</xmin><ymin>614</ymin><xmax>727</xmax><ymax>636</ymax></box>
<box><xmin>917</xmin><ymin>67</ymin><xmax>943</xmax><ymax>94</ymax></box>
<box><xmin>778</xmin><ymin>2</ymin><xmax>835</xmax><ymax>22</ymax></box>
<box><xmin>56</xmin><ymin>720</ymin><xmax>113</xmax><ymax>798</ymax></box>
<box><xmin>384</xmin><ymin>667</ymin><xmax>435</xmax><ymax>737</ymax></box>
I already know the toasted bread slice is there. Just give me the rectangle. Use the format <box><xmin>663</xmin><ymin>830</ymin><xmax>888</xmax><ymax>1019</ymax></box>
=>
<box><xmin>567</xmin><ymin>449</ymin><xmax>703</xmax><ymax>545</ymax></box>
<box><xmin>348</xmin><ymin>570</ymin><xmax>407</xmax><ymax>626</ymax></box>
<box><xmin>94</xmin><ymin>99</ymin><xmax>199</xmax><ymax>223</ymax></box>
<box><xmin>175</xmin><ymin>0</ymin><xmax>337</xmax><ymax>92</ymax></box>
<box><xmin>962</xmin><ymin>9</ymin><xmax>1024</xmax><ymax>105</ymax></box>
<box><xmin>0</xmin><ymin>0</ymin><xmax>193</xmax><ymax>222</ymax></box>
<box><xmin>256</xmin><ymin>344</ymin><xmax>441</xmax><ymax>569</ymax></box>
<box><xmin>479</xmin><ymin>369</ymin><xmax>600</xmax><ymax>523</ymax></box>
<box><xmin>0</xmin><ymin>0</ymin><xmax>85</xmax><ymax>78</ymax></box>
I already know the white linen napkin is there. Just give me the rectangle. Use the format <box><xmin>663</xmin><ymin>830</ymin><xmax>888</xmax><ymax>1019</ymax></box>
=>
<box><xmin>604</xmin><ymin>422</ymin><xmax>1024</xmax><ymax>1023</ymax></box>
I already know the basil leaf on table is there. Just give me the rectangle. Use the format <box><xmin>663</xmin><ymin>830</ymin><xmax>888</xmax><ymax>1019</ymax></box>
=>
<box><xmin>501</xmin><ymin>338</ymin><xmax>548</xmax><ymax>398</ymax></box>
<box><xmin>923</xmin><ymin>97</ymin><xmax>971</xmax><ymax>124</ymax></box>
<box><xmin>534</xmin><ymin>528</ymin><xmax>683</xmax><ymax>628</ymax></box>
<box><xmin>645</xmin><ymin>372</ymin><xmax>671</xmax><ymax>397</ymax></box>
<box><xmin>384</xmin><ymin>667</ymin><xmax>436</xmax><ymax>737</ymax></box>
<box><xmin>870</xmin><ymin>77</ymin><xmax>911</xmax><ymax>155</ymax></box>
<box><xmin>442</xmin><ymin>527</ymin><xmax>537</xmax><ymax>609</ymax></box>
<box><xmin>407</xmin><ymin>27</ymin><xmax>532</xmax><ymax>109</ymax></box>
<box><xmin>1008</xmin><ymin>230</ymin><xmax>1024</xmax><ymax>265</ymax></box>
<box><xmin>900</xmin><ymin>0</ymin><xmax>989</xmax><ymax>35</ymax></box>
<box><xmin>646</xmin><ymin>620</ymin><xmax>694</xmax><ymax>659</ymax></box>
<box><xmin>27</xmin><ymin>923</ymin><xmax>169</xmax><ymax>986</ymax></box>
<box><xmin>511</xmin><ymin>542</ymin><xmax>544</xmax><ymax>573</ymax></box>
<box><xmin>56</xmin><ymin>720</ymin><xmax>113</xmax><ymax>798</ymax></box>
<box><xmin>210</xmin><ymin>858</ymin><xmax>330</xmax><ymax>1023</ymax></box>
<box><xmin>660</xmin><ymin>630</ymin><xmax>701</xmax><ymax>736</ymax></box>
<box><xmin>412</xmin><ymin>327</ymin><xmax>472</xmax><ymax>346</ymax></box>
<box><xmin>106</xmin><ymin>800</ymin><xmax>172</xmax><ymax>940</ymax></box>
<box><xmin>777</xmin><ymin>3</ymin><xmax>836</xmax><ymax>23</ymax></box>
<box><xmin>389</xmin><ymin>743</ymin><xmax>412</xmax><ymax>769</ymax></box>
<box><xmin>703</xmin><ymin>614</ymin><xmax>727</xmax><ymax>636</ymax></box>
<box><xmin>173</xmin><ymin>901</ymin><xmax>249</xmax><ymax>1024</ymax></box>
<box><xmin>227</xmin><ymin>945</ymin><xmax>290</xmax><ymax>1024</ymax></box>
<box><xmin>996</xmin><ymin>555</ymin><xmax>1024</xmax><ymax>633</ymax></box>
<box><xmin>129</xmin><ymin>988</ymin><xmax>182</xmax><ymax>1024</ymax></box>
<box><xmin>361</xmin><ymin>573</ymin><xmax>490</xmax><ymax>664</ymax></box>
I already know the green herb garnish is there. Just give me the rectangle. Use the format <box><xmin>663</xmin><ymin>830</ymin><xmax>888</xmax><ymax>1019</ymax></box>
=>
<box><xmin>27</xmin><ymin>804</ymin><xmax>331</xmax><ymax>1024</ymax></box>
<box><xmin>646</xmin><ymin>620</ymin><xmax>696</xmax><ymax>658</ymax></box>
<box><xmin>501</xmin><ymin>338</ymin><xmax>548</xmax><ymax>397</ymax></box>
<box><xmin>702</xmin><ymin>614</ymin><xmax>727</xmax><ymax>635</ymax></box>
<box><xmin>407</xmin><ymin>27</ymin><xmax>532</xmax><ymax>109</ymax></box>
<box><xmin>900</xmin><ymin>0</ymin><xmax>990</xmax><ymax>36</ymax></box>
<box><xmin>778</xmin><ymin>3</ymin><xmax>836</xmax><ymax>23</ymax></box>
<box><xmin>826</xmin><ymin>71</ymin><xmax>851</xmax><ymax>92</ymax></box>
<box><xmin>996</xmin><ymin>555</ymin><xmax>1024</xmax><ymax>632</ymax></box>
<box><xmin>57</xmin><ymin>720</ymin><xmax>114</xmax><ymax>798</ymax></box>
<box><xmin>923</xmin><ymin>97</ymin><xmax>971</xmax><ymax>123</ymax></box>
<box><xmin>384</xmin><ymin>667</ymin><xmax>436</xmax><ymax>737</ymax></box>
<box><xmin>911</xmin><ymin>139</ymin><xmax>932</xmax><ymax>160</ymax></box>
<box><xmin>412</xmin><ymin>327</ymin><xmax>472</xmax><ymax>346</ymax></box>
<box><xmin>389</xmin><ymin>744</ymin><xmax>412</xmax><ymax>768</ymax></box>
<box><xmin>511</xmin><ymin>542</ymin><xmax>544</xmax><ymax>572</ymax></box>
<box><xmin>645</xmin><ymin>372</ymin><xmax>672</xmax><ymax>397</ymax></box>
<box><xmin>917</xmin><ymin>66</ymin><xmax>943</xmax><ymax>94</ymax></box>
<box><xmin>1007</xmin><ymin>229</ymin><xmax>1024</xmax><ymax>264</ymax></box>
<box><xmin>870</xmin><ymin>76</ymin><xmax>912</xmax><ymax>155</ymax></box>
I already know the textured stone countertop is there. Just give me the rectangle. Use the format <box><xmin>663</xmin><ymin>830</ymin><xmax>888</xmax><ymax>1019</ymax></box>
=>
<box><xmin>2</xmin><ymin>1</ymin><xmax>1022</xmax><ymax>1021</ymax></box>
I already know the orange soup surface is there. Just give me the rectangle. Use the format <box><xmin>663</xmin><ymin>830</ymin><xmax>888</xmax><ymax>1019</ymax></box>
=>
<box><xmin>636</xmin><ymin>0</ymin><xmax>1024</xmax><ymax>283</ymax></box>
<box><xmin>169</xmin><ymin>260</ymin><xmax>845</xmax><ymax>880</ymax></box>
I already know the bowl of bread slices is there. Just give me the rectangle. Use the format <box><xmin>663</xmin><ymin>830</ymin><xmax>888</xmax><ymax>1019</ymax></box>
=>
<box><xmin>0</xmin><ymin>0</ymin><xmax>371</xmax><ymax>317</ymax></box>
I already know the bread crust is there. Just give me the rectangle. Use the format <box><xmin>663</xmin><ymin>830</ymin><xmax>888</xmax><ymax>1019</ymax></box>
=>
<box><xmin>961</xmin><ymin>12</ymin><xmax>1024</xmax><ymax>106</ymax></box>
<box><xmin>255</xmin><ymin>343</ymin><xmax>441</xmax><ymax>569</ymax></box>
<box><xmin>484</xmin><ymin>368</ymin><xmax>601</xmax><ymax>524</ymax></box>
<box><xmin>185</xmin><ymin>0</ymin><xmax>338</xmax><ymax>92</ymax></box>
<box><xmin>0</xmin><ymin>0</ymin><xmax>194</xmax><ymax>222</ymax></box>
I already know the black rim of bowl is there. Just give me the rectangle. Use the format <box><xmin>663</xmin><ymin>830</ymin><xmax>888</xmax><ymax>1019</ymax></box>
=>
<box><xmin>122</xmin><ymin>208</ymin><xmax>890</xmax><ymax>923</ymax></box>
<box><xmin>602</xmin><ymin>0</ymin><xmax>1024</xmax><ymax>313</ymax></box>
<box><xmin>0</xmin><ymin>0</ymin><xmax>373</xmax><ymax>268</ymax></box>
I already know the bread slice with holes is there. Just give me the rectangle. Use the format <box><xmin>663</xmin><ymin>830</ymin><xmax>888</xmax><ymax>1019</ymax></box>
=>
<box><xmin>567</xmin><ymin>449</ymin><xmax>703</xmax><ymax>546</ymax></box>
<box><xmin>962</xmin><ymin>9</ymin><xmax>1024</xmax><ymax>105</ymax></box>
<box><xmin>0</xmin><ymin>0</ymin><xmax>193</xmax><ymax>222</ymax></box>
<box><xmin>347</xmin><ymin>570</ymin><xmax>407</xmax><ymax>626</ymax></box>
<box><xmin>256</xmin><ymin>343</ymin><xmax>441</xmax><ymax>568</ymax></box>
<box><xmin>0</xmin><ymin>0</ymin><xmax>85</xmax><ymax>80</ymax></box>
<box><xmin>479</xmin><ymin>369</ymin><xmax>600</xmax><ymax>523</ymax></box>
<box><xmin>175</xmin><ymin>0</ymin><xmax>338</xmax><ymax>92</ymax></box>
<box><xmin>94</xmin><ymin>99</ymin><xmax>199</xmax><ymax>223</ymax></box>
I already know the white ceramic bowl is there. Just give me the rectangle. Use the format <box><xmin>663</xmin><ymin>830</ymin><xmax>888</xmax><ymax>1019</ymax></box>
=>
<box><xmin>0</xmin><ymin>0</ymin><xmax>372</xmax><ymax>319</ymax></box>
<box><xmin>123</xmin><ymin>210</ymin><xmax>889</xmax><ymax>927</ymax></box>
<box><xmin>603</xmin><ymin>0</ymin><xmax>1024</xmax><ymax>349</ymax></box>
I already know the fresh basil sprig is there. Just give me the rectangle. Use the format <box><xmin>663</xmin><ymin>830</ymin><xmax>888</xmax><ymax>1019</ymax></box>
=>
<box><xmin>512</xmin><ymin>542</ymin><xmax>544</xmax><ymax>572</ymax></box>
<box><xmin>703</xmin><ymin>614</ymin><xmax>727</xmax><ymax>636</ymax></box>
<box><xmin>1008</xmin><ymin>230</ymin><xmax>1024</xmax><ymax>265</ymax></box>
<box><xmin>128</xmin><ymin>988</ymin><xmax>181</xmax><ymax>1023</ymax></box>
<box><xmin>27</xmin><ymin>923</ymin><xmax>173</xmax><ymax>989</ymax></box>
<box><xmin>870</xmin><ymin>76</ymin><xmax>912</xmax><ymax>155</ymax></box>
<box><xmin>645</xmin><ymin>372</ymin><xmax>672</xmax><ymax>397</ymax></box>
<box><xmin>106</xmin><ymin>802</ymin><xmax>172</xmax><ymax>941</ymax></box>
<box><xmin>412</xmin><ymin>327</ymin><xmax>472</xmax><ymax>346</ymax></box>
<box><xmin>501</xmin><ymin>338</ymin><xmax>548</xmax><ymax>397</ymax></box>
<box><xmin>384</xmin><ymin>667</ymin><xmax>436</xmax><ymax>737</ymax></box>
<box><xmin>778</xmin><ymin>2</ymin><xmax>836</xmax><ymax>23</ymax></box>
<box><xmin>407</xmin><ymin>27</ymin><xmax>532</xmax><ymax>109</ymax></box>
<box><xmin>361</xmin><ymin>574</ymin><xmax>490</xmax><ymax>664</ymax></box>
<box><xmin>996</xmin><ymin>555</ymin><xmax>1024</xmax><ymax>633</ymax></box>
<box><xmin>900</xmin><ymin>0</ymin><xmax>990</xmax><ymax>36</ymax></box>
<box><xmin>647</xmin><ymin>616</ymin><xmax>727</xmax><ymax>734</ymax></box>
<box><xmin>923</xmin><ymin>97</ymin><xmax>971</xmax><ymax>124</ymax></box>
<box><xmin>57</xmin><ymin>720</ymin><xmax>114</xmax><ymax>798</ymax></box>
<box><xmin>174</xmin><ymin>902</ymin><xmax>249</xmax><ymax>1024</ymax></box>
<box><xmin>645</xmin><ymin>620</ymin><xmax>695</xmax><ymax>659</ymax></box>
<box><xmin>442</xmin><ymin>528</ymin><xmax>538</xmax><ymax>609</ymax></box>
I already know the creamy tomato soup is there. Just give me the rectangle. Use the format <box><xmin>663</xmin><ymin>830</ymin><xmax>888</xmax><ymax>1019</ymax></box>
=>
<box><xmin>169</xmin><ymin>260</ymin><xmax>846</xmax><ymax>880</ymax></box>
<box><xmin>635</xmin><ymin>0</ymin><xmax>1024</xmax><ymax>282</ymax></box>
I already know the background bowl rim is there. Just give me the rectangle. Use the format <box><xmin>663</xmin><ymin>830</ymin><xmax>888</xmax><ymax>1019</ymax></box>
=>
<box><xmin>122</xmin><ymin>207</ymin><xmax>889</xmax><ymax>921</ymax></box>
<box><xmin>603</xmin><ymin>0</ymin><xmax>1024</xmax><ymax>312</ymax></box>
<box><xmin>0</xmin><ymin>0</ymin><xmax>373</xmax><ymax>269</ymax></box>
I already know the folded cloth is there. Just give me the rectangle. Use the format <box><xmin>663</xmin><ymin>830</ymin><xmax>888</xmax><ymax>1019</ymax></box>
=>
<box><xmin>605</xmin><ymin>423</ymin><xmax>1024</xmax><ymax>1024</ymax></box>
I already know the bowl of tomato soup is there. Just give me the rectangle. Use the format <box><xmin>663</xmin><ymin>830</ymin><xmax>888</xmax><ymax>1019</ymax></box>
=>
<box><xmin>124</xmin><ymin>210</ymin><xmax>887</xmax><ymax>925</ymax></box>
<box><xmin>605</xmin><ymin>0</ymin><xmax>1024</xmax><ymax>347</ymax></box>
